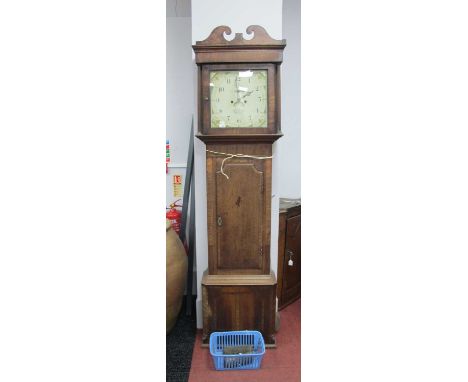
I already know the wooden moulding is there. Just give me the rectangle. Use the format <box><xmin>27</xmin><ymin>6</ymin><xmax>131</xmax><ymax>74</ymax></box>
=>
<box><xmin>196</xmin><ymin>133</ymin><xmax>283</xmax><ymax>144</ymax></box>
<box><xmin>193</xmin><ymin>25</ymin><xmax>286</xmax><ymax>64</ymax></box>
<box><xmin>202</xmin><ymin>270</ymin><xmax>277</xmax><ymax>286</ymax></box>
<box><xmin>193</xmin><ymin>25</ymin><xmax>286</xmax><ymax>49</ymax></box>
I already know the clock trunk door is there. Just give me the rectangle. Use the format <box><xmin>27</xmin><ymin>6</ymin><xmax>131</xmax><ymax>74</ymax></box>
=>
<box><xmin>214</xmin><ymin>158</ymin><xmax>266</xmax><ymax>274</ymax></box>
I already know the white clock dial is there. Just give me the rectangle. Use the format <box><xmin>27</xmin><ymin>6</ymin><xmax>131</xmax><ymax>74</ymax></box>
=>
<box><xmin>209</xmin><ymin>70</ymin><xmax>268</xmax><ymax>128</ymax></box>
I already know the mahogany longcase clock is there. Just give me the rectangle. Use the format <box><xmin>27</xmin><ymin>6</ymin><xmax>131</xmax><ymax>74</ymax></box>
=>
<box><xmin>193</xmin><ymin>25</ymin><xmax>286</xmax><ymax>347</ymax></box>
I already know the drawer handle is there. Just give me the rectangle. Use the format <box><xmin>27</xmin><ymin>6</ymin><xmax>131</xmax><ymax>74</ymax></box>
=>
<box><xmin>287</xmin><ymin>249</ymin><xmax>294</xmax><ymax>266</ymax></box>
<box><xmin>217</xmin><ymin>216</ymin><xmax>223</xmax><ymax>227</ymax></box>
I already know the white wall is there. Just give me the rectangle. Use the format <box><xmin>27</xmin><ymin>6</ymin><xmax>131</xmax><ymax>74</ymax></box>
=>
<box><xmin>191</xmin><ymin>0</ymin><xmax>283</xmax><ymax>328</ymax></box>
<box><xmin>166</xmin><ymin>7</ymin><xmax>193</xmax><ymax>206</ymax></box>
<box><xmin>278</xmin><ymin>0</ymin><xmax>301</xmax><ymax>198</ymax></box>
<box><xmin>166</xmin><ymin>0</ymin><xmax>197</xmax><ymax>294</ymax></box>
<box><xmin>166</xmin><ymin>0</ymin><xmax>191</xmax><ymax>17</ymax></box>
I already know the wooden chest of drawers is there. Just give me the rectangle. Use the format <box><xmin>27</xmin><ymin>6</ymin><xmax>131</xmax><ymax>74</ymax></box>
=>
<box><xmin>277</xmin><ymin>198</ymin><xmax>301</xmax><ymax>310</ymax></box>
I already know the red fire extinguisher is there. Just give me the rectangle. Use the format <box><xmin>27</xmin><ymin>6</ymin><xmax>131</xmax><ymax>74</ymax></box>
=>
<box><xmin>166</xmin><ymin>199</ymin><xmax>182</xmax><ymax>235</ymax></box>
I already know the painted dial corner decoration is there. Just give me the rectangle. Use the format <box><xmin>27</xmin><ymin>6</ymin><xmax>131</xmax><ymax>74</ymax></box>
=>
<box><xmin>210</xmin><ymin>70</ymin><xmax>268</xmax><ymax>128</ymax></box>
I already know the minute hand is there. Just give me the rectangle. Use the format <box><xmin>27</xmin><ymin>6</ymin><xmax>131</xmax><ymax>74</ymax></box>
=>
<box><xmin>239</xmin><ymin>90</ymin><xmax>253</xmax><ymax>99</ymax></box>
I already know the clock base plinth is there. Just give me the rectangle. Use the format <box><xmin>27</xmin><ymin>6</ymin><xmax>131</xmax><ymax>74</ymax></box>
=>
<box><xmin>201</xmin><ymin>270</ymin><xmax>277</xmax><ymax>348</ymax></box>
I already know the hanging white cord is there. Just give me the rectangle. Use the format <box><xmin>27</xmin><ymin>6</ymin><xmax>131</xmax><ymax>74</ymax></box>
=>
<box><xmin>206</xmin><ymin>149</ymin><xmax>273</xmax><ymax>179</ymax></box>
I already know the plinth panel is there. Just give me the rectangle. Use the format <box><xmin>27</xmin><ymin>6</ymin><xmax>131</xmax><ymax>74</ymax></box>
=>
<box><xmin>202</xmin><ymin>271</ymin><xmax>277</xmax><ymax>347</ymax></box>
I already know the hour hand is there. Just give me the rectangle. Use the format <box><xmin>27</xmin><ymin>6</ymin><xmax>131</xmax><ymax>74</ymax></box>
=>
<box><xmin>237</xmin><ymin>87</ymin><xmax>253</xmax><ymax>99</ymax></box>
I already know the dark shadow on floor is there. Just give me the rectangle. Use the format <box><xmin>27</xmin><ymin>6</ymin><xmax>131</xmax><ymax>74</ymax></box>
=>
<box><xmin>166</xmin><ymin>296</ymin><xmax>197</xmax><ymax>382</ymax></box>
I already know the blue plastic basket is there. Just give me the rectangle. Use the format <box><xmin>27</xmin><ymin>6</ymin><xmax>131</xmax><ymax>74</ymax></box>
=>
<box><xmin>209</xmin><ymin>330</ymin><xmax>266</xmax><ymax>371</ymax></box>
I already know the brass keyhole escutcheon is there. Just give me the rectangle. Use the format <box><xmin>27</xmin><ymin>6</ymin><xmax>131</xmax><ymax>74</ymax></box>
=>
<box><xmin>217</xmin><ymin>216</ymin><xmax>223</xmax><ymax>227</ymax></box>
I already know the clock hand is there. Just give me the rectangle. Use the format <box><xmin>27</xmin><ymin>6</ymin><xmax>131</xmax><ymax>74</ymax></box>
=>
<box><xmin>233</xmin><ymin>86</ymin><xmax>244</xmax><ymax>105</ymax></box>
<box><xmin>239</xmin><ymin>90</ymin><xmax>253</xmax><ymax>99</ymax></box>
<box><xmin>235</xmin><ymin>77</ymin><xmax>241</xmax><ymax>100</ymax></box>
<box><xmin>235</xmin><ymin>88</ymin><xmax>252</xmax><ymax>104</ymax></box>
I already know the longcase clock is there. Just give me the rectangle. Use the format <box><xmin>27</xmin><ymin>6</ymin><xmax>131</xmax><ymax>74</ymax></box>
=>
<box><xmin>193</xmin><ymin>25</ymin><xmax>286</xmax><ymax>347</ymax></box>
